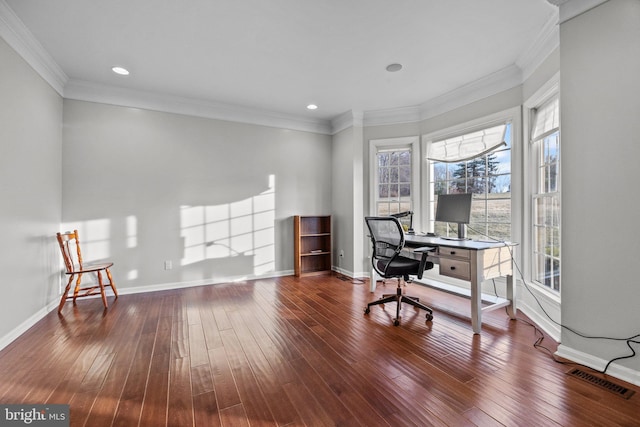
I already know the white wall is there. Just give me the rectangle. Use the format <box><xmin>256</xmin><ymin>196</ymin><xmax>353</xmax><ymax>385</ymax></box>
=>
<box><xmin>331</xmin><ymin>122</ymin><xmax>364</xmax><ymax>277</ymax></box>
<box><xmin>62</xmin><ymin>100</ymin><xmax>332</xmax><ymax>291</ymax></box>
<box><xmin>0</xmin><ymin>37</ymin><xmax>62</xmax><ymax>344</ymax></box>
<box><xmin>557</xmin><ymin>0</ymin><xmax>640</xmax><ymax>383</ymax></box>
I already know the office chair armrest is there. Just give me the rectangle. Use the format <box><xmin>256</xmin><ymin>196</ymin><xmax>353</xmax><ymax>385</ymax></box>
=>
<box><xmin>413</xmin><ymin>246</ymin><xmax>436</xmax><ymax>280</ymax></box>
<box><xmin>412</xmin><ymin>246</ymin><xmax>435</xmax><ymax>254</ymax></box>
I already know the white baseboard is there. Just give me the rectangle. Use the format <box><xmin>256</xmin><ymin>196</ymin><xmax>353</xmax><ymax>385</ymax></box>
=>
<box><xmin>117</xmin><ymin>270</ymin><xmax>294</xmax><ymax>296</ymax></box>
<box><xmin>0</xmin><ymin>270</ymin><xmax>294</xmax><ymax>353</ymax></box>
<box><xmin>332</xmin><ymin>266</ymin><xmax>369</xmax><ymax>280</ymax></box>
<box><xmin>556</xmin><ymin>344</ymin><xmax>640</xmax><ymax>387</ymax></box>
<box><xmin>517</xmin><ymin>299</ymin><xmax>562</xmax><ymax>341</ymax></box>
<box><xmin>0</xmin><ymin>299</ymin><xmax>59</xmax><ymax>352</ymax></box>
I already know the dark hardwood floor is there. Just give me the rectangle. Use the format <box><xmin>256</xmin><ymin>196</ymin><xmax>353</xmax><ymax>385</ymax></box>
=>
<box><xmin>1</xmin><ymin>274</ymin><xmax>639</xmax><ymax>426</ymax></box>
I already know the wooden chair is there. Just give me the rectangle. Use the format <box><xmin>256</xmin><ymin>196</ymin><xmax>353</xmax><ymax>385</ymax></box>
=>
<box><xmin>56</xmin><ymin>230</ymin><xmax>118</xmax><ymax>312</ymax></box>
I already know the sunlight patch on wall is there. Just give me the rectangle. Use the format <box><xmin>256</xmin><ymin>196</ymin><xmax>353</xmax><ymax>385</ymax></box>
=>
<box><xmin>126</xmin><ymin>215</ymin><xmax>137</xmax><ymax>248</ymax></box>
<box><xmin>180</xmin><ymin>175</ymin><xmax>276</xmax><ymax>275</ymax></box>
<box><xmin>61</xmin><ymin>218</ymin><xmax>111</xmax><ymax>261</ymax></box>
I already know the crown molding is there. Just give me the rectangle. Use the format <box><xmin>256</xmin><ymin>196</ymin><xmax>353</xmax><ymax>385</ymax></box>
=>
<box><xmin>64</xmin><ymin>79</ymin><xmax>333</xmax><ymax>135</ymax></box>
<box><xmin>547</xmin><ymin>0</ymin><xmax>609</xmax><ymax>23</ymax></box>
<box><xmin>516</xmin><ymin>12</ymin><xmax>559</xmax><ymax>81</ymax></box>
<box><xmin>363</xmin><ymin>64</ymin><xmax>523</xmax><ymax>127</ymax></box>
<box><xmin>420</xmin><ymin>64</ymin><xmax>523</xmax><ymax>121</ymax></box>
<box><xmin>0</xmin><ymin>0</ymin><xmax>67</xmax><ymax>95</ymax></box>
<box><xmin>362</xmin><ymin>105</ymin><xmax>422</xmax><ymax>127</ymax></box>
<box><xmin>331</xmin><ymin>110</ymin><xmax>363</xmax><ymax>135</ymax></box>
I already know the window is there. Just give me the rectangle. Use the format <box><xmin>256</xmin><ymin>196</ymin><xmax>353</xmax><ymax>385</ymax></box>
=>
<box><xmin>370</xmin><ymin>137</ymin><xmax>420</xmax><ymax>233</ymax></box>
<box><xmin>427</xmin><ymin>123</ymin><xmax>512</xmax><ymax>240</ymax></box>
<box><xmin>376</xmin><ymin>149</ymin><xmax>412</xmax><ymax>216</ymax></box>
<box><xmin>531</xmin><ymin>96</ymin><xmax>560</xmax><ymax>291</ymax></box>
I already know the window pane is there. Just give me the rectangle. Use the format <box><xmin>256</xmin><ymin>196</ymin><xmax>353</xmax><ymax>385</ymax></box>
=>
<box><xmin>429</xmin><ymin>121</ymin><xmax>512</xmax><ymax>241</ymax></box>
<box><xmin>470</xmin><ymin>200</ymin><xmax>486</xmax><ymax>223</ymax></box>
<box><xmin>531</xmin><ymin>96</ymin><xmax>560</xmax><ymax>290</ymax></box>
<box><xmin>390</xmin><ymin>167</ymin><xmax>399</xmax><ymax>182</ymax></box>
<box><xmin>375</xmin><ymin>147</ymin><xmax>413</xmax><ymax>221</ymax></box>
<box><xmin>492</xmin><ymin>150</ymin><xmax>511</xmax><ymax>174</ymax></box>
<box><xmin>399</xmin><ymin>151</ymin><xmax>411</xmax><ymax>165</ymax></box>
<box><xmin>491</xmin><ymin>174</ymin><xmax>511</xmax><ymax>193</ymax></box>
<box><xmin>451</xmin><ymin>179</ymin><xmax>466</xmax><ymax>193</ymax></box>
<box><xmin>389</xmin><ymin>184</ymin><xmax>399</xmax><ymax>198</ymax></box>
<box><xmin>433</xmin><ymin>163</ymin><xmax>446</xmax><ymax>181</ymax></box>
<box><xmin>377</xmin><ymin>202</ymin><xmax>390</xmax><ymax>216</ymax></box>
<box><xmin>399</xmin><ymin>165</ymin><xmax>411</xmax><ymax>182</ymax></box>
<box><xmin>399</xmin><ymin>202</ymin><xmax>411</xmax><ymax>212</ymax></box>
<box><xmin>486</xmin><ymin>223</ymin><xmax>510</xmax><ymax>241</ymax></box>
<box><xmin>379</xmin><ymin>168</ymin><xmax>389</xmax><ymax>183</ymax></box>
<box><xmin>378</xmin><ymin>153</ymin><xmax>389</xmax><ymax>167</ymax></box>
<box><xmin>486</xmin><ymin>198</ymin><xmax>510</xmax><ymax>223</ymax></box>
<box><xmin>503</xmin><ymin>123</ymin><xmax>513</xmax><ymax>148</ymax></box>
<box><xmin>390</xmin><ymin>152</ymin><xmax>399</xmax><ymax>165</ymax></box>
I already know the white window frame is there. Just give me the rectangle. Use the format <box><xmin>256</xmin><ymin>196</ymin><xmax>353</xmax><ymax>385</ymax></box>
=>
<box><xmin>369</xmin><ymin>137</ymin><xmax>421</xmax><ymax>231</ymax></box>
<box><xmin>417</xmin><ymin>108</ymin><xmax>521</xmax><ymax>294</ymax></box>
<box><xmin>523</xmin><ymin>73</ymin><xmax>561</xmax><ymax>340</ymax></box>
<box><xmin>421</xmin><ymin>107</ymin><xmax>522</xmax><ymax>243</ymax></box>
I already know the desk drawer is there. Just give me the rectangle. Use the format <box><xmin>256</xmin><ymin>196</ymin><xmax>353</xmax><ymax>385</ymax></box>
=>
<box><xmin>439</xmin><ymin>258</ymin><xmax>471</xmax><ymax>281</ymax></box>
<box><xmin>438</xmin><ymin>247</ymin><xmax>470</xmax><ymax>259</ymax></box>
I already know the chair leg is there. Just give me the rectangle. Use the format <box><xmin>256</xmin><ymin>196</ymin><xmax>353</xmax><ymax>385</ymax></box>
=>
<box><xmin>72</xmin><ymin>273</ymin><xmax>83</xmax><ymax>304</ymax></box>
<box><xmin>400</xmin><ymin>295</ymin><xmax>434</xmax><ymax>319</ymax></box>
<box><xmin>58</xmin><ymin>275</ymin><xmax>74</xmax><ymax>313</ymax></box>
<box><xmin>106</xmin><ymin>267</ymin><xmax>118</xmax><ymax>299</ymax></box>
<box><xmin>366</xmin><ymin>293</ymin><xmax>399</xmax><ymax>308</ymax></box>
<box><xmin>364</xmin><ymin>278</ymin><xmax>434</xmax><ymax>325</ymax></box>
<box><xmin>97</xmin><ymin>270</ymin><xmax>108</xmax><ymax>308</ymax></box>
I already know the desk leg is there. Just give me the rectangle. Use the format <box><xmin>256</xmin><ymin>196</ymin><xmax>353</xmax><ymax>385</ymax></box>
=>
<box><xmin>506</xmin><ymin>246</ymin><xmax>517</xmax><ymax>320</ymax></box>
<box><xmin>370</xmin><ymin>268</ymin><xmax>378</xmax><ymax>292</ymax></box>
<box><xmin>506</xmin><ymin>274</ymin><xmax>517</xmax><ymax>319</ymax></box>
<box><xmin>470</xmin><ymin>256</ymin><xmax>482</xmax><ymax>334</ymax></box>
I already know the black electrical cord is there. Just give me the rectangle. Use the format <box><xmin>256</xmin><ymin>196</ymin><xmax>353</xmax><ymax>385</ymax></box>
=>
<box><xmin>468</xmin><ymin>224</ymin><xmax>640</xmax><ymax>375</ymax></box>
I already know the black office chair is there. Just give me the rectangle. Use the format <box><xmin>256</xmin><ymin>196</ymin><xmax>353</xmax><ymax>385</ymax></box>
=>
<box><xmin>364</xmin><ymin>216</ymin><xmax>435</xmax><ymax>326</ymax></box>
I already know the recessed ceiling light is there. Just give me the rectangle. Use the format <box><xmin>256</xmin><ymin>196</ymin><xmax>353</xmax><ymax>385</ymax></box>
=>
<box><xmin>386</xmin><ymin>63</ymin><xmax>403</xmax><ymax>72</ymax></box>
<box><xmin>111</xmin><ymin>66</ymin><xmax>130</xmax><ymax>76</ymax></box>
<box><xmin>307</xmin><ymin>104</ymin><xmax>318</xmax><ymax>110</ymax></box>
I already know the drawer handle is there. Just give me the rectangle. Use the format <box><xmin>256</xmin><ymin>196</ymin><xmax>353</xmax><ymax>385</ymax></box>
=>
<box><xmin>450</xmin><ymin>251</ymin><xmax>456</xmax><ymax>255</ymax></box>
<box><xmin>450</xmin><ymin>266</ymin><xmax>456</xmax><ymax>270</ymax></box>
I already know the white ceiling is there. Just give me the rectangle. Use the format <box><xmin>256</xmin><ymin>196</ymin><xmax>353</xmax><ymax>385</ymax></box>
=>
<box><xmin>3</xmin><ymin>0</ymin><xmax>557</xmax><ymax>130</ymax></box>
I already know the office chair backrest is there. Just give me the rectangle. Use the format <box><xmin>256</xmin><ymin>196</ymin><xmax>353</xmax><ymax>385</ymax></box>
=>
<box><xmin>365</xmin><ymin>216</ymin><xmax>405</xmax><ymax>269</ymax></box>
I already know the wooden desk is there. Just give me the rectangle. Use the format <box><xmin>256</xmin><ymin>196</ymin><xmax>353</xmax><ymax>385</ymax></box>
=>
<box><xmin>372</xmin><ymin>234</ymin><xmax>517</xmax><ymax>334</ymax></box>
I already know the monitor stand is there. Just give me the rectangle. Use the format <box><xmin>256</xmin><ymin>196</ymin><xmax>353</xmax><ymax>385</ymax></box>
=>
<box><xmin>441</xmin><ymin>223</ymin><xmax>469</xmax><ymax>241</ymax></box>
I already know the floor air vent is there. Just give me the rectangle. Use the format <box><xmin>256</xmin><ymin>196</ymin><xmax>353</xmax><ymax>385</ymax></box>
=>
<box><xmin>567</xmin><ymin>368</ymin><xmax>635</xmax><ymax>399</ymax></box>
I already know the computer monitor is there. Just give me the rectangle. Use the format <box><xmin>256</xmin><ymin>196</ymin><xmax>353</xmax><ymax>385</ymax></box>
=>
<box><xmin>435</xmin><ymin>193</ymin><xmax>473</xmax><ymax>240</ymax></box>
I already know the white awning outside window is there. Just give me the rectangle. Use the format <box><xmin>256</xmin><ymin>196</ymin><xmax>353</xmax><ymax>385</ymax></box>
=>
<box><xmin>427</xmin><ymin>124</ymin><xmax>507</xmax><ymax>163</ymax></box>
<box><xmin>531</xmin><ymin>96</ymin><xmax>559</xmax><ymax>142</ymax></box>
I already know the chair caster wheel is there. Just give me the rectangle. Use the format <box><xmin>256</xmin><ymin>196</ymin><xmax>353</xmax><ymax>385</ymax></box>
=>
<box><xmin>426</xmin><ymin>313</ymin><xmax>433</xmax><ymax>321</ymax></box>
<box><xmin>364</xmin><ymin>307</ymin><xmax>370</xmax><ymax>314</ymax></box>
<box><xmin>394</xmin><ymin>319</ymin><xmax>400</xmax><ymax>326</ymax></box>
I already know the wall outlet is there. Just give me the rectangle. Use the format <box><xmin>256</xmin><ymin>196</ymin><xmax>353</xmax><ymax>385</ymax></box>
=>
<box><xmin>164</xmin><ymin>260</ymin><xmax>172</xmax><ymax>270</ymax></box>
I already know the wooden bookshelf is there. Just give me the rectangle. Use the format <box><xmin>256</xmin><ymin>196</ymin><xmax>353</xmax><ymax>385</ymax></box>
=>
<box><xmin>294</xmin><ymin>215</ymin><xmax>331</xmax><ymax>277</ymax></box>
